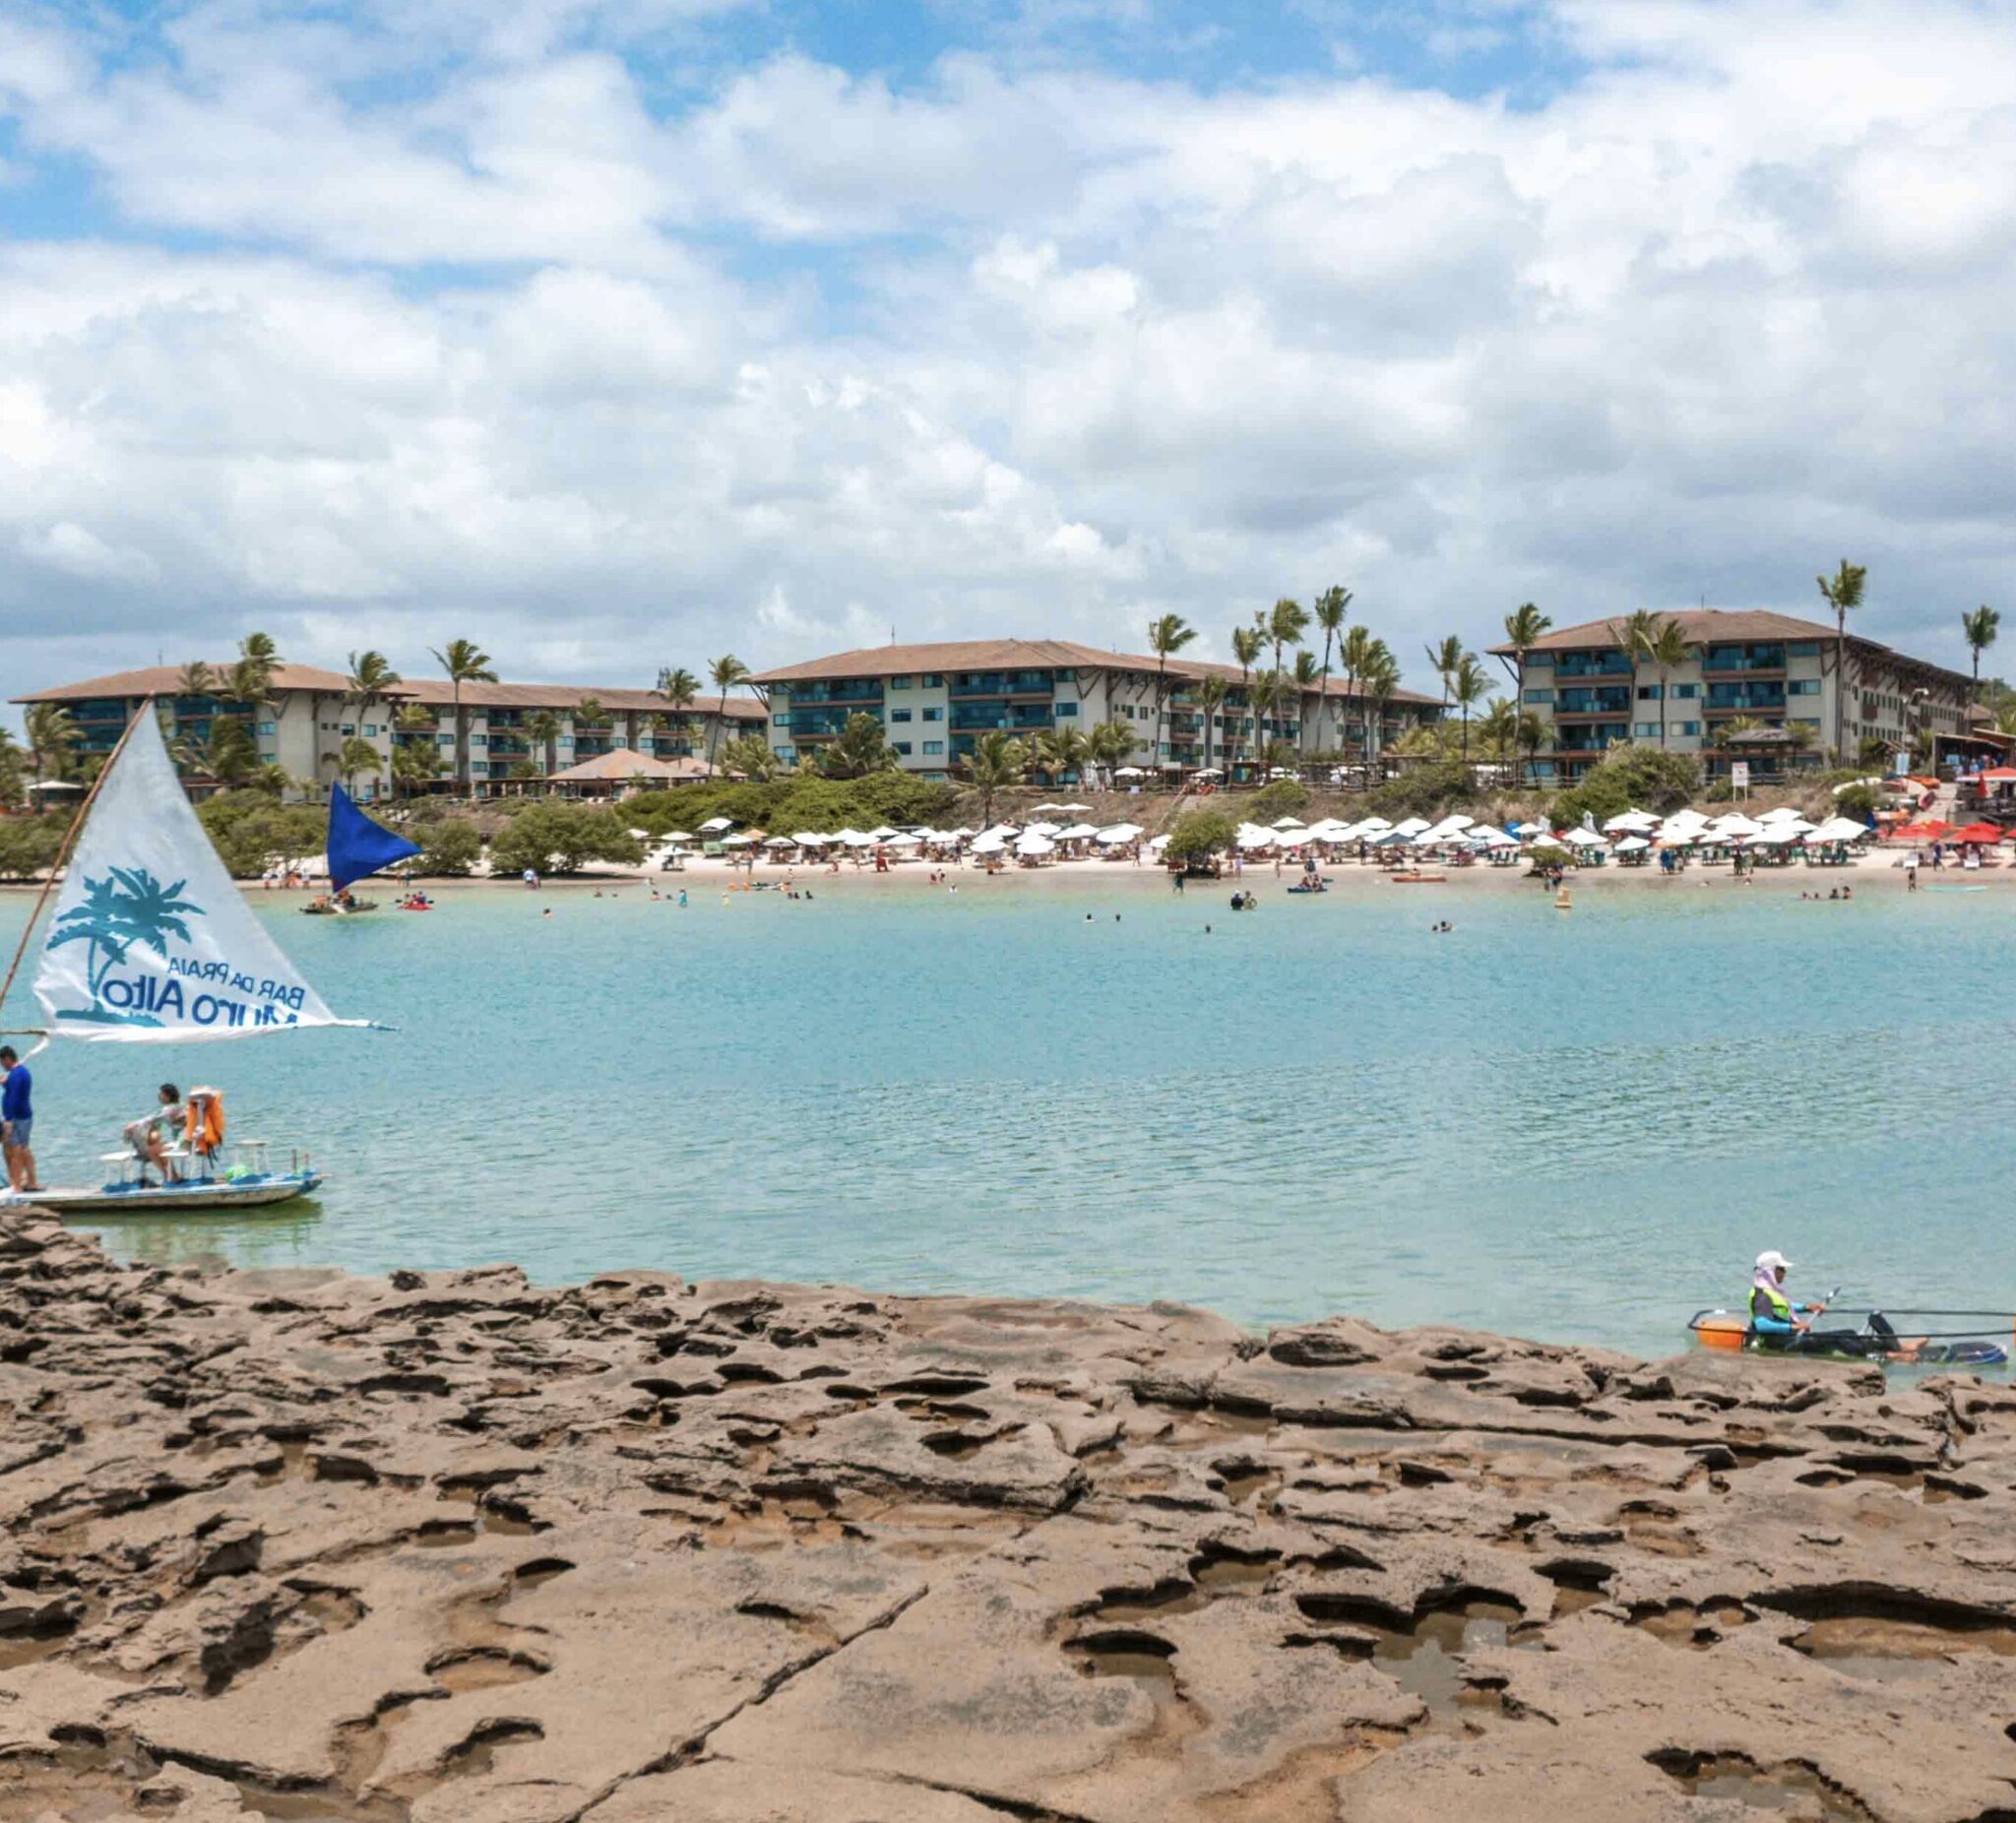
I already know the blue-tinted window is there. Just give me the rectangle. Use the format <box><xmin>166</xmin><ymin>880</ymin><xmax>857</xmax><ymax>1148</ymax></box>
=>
<box><xmin>258</xmin><ymin>721</ymin><xmax>277</xmax><ymax>735</ymax></box>
<box><xmin>1637</xmin><ymin>685</ymin><xmax>1661</xmax><ymax>701</ymax></box>
<box><xmin>891</xmin><ymin>708</ymin><xmax>913</xmax><ymax>722</ymax></box>
<box><xmin>772</xmin><ymin>713</ymin><xmax>788</xmax><ymax>726</ymax></box>
<box><xmin>1523</xmin><ymin>688</ymin><xmax>1551</xmax><ymax>704</ymax></box>
<box><xmin>1788</xmin><ymin>642</ymin><xmax>1821</xmax><ymax>657</ymax></box>
<box><xmin>1788</xmin><ymin>678</ymin><xmax>1820</xmax><ymax>696</ymax></box>
<box><xmin>1673</xmin><ymin>682</ymin><xmax>1699</xmax><ymax>699</ymax></box>
<box><xmin>1678</xmin><ymin>722</ymin><xmax>1701</xmax><ymax>737</ymax></box>
<box><xmin>921</xmin><ymin>674</ymin><xmax>943</xmax><ymax>686</ymax></box>
<box><xmin>1053</xmin><ymin>701</ymin><xmax>1078</xmax><ymax>717</ymax></box>
<box><xmin>922</xmin><ymin>707</ymin><xmax>943</xmax><ymax>722</ymax></box>
<box><xmin>922</xmin><ymin>740</ymin><xmax>944</xmax><ymax>755</ymax></box>
<box><xmin>889</xmin><ymin>676</ymin><xmax>914</xmax><ymax>688</ymax></box>
<box><xmin>774</xmin><ymin>744</ymin><xmax>792</xmax><ymax>760</ymax></box>
<box><xmin>893</xmin><ymin>741</ymin><xmax>913</xmax><ymax>755</ymax></box>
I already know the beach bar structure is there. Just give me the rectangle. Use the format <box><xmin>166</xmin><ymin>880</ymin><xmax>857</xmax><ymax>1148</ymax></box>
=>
<box><xmin>1490</xmin><ymin>609</ymin><xmax>1975</xmax><ymax>784</ymax></box>
<box><xmin>753</xmin><ymin>639</ymin><xmax>1442</xmax><ymax>783</ymax></box>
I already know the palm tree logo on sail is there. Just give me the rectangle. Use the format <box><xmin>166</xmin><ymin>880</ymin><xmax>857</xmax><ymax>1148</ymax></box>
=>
<box><xmin>48</xmin><ymin>867</ymin><xmax>205</xmax><ymax>1026</ymax></box>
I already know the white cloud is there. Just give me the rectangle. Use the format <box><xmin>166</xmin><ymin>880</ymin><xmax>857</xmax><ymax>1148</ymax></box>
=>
<box><xmin>4</xmin><ymin>0</ymin><xmax>2016</xmax><ymax>700</ymax></box>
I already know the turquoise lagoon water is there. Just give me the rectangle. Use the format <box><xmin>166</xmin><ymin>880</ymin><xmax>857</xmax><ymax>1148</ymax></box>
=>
<box><xmin>1</xmin><ymin>876</ymin><xmax>2008</xmax><ymax>1359</ymax></box>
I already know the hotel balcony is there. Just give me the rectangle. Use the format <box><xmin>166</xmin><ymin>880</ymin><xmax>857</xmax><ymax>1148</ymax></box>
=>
<box><xmin>786</xmin><ymin>680</ymin><xmax>884</xmax><ymax>707</ymax></box>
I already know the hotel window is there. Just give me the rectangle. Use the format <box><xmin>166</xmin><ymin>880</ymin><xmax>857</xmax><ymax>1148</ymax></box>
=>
<box><xmin>471</xmin><ymin>735</ymin><xmax>486</xmax><ymax>748</ymax></box>
<box><xmin>772</xmin><ymin>713</ymin><xmax>788</xmax><ymax>726</ymax></box>
<box><xmin>363</xmin><ymin>724</ymin><xmax>378</xmax><ymax>737</ymax></box>
<box><xmin>1678</xmin><ymin>722</ymin><xmax>1701</xmax><ymax>736</ymax></box>
<box><xmin>1672</xmin><ymin>682</ymin><xmax>1699</xmax><ymax>699</ymax></box>
<box><xmin>921</xmin><ymin>673</ymin><xmax>943</xmax><ymax>686</ymax></box>
<box><xmin>341</xmin><ymin>723</ymin><xmax>355</xmax><ymax>736</ymax></box>
<box><xmin>1633</xmin><ymin>722</ymin><xmax>1660</xmax><ymax>738</ymax></box>
<box><xmin>922</xmin><ymin>707</ymin><xmax>943</xmax><ymax>722</ymax></box>
<box><xmin>893</xmin><ymin>741</ymin><xmax>913</xmax><ymax>755</ymax></box>
<box><xmin>437</xmin><ymin>733</ymin><xmax>454</xmax><ymax>746</ymax></box>
<box><xmin>774</xmin><ymin>744</ymin><xmax>792</xmax><ymax>760</ymax></box>
<box><xmin>1637</xmin><ymin>685</ymin><xmax>1661</xmax><ymax>700</ymax></box>
<box><xmin>891</xmin><ymin>708</ymin><xmax>913</xmax><ymax>723</ymax></box>
<box><xmin>1788</xmin><ymin>679</ymin><xmax>1820</xmax><ymax>696</ymax></box>
<box><xmin>1526</xmin><ymin>652</ymin><xmax>1553</xmax><ymax>666</ymax></box>
<box><xmin>1523</xmin><ymin>689</ymin><xmax>1551</xmax><ymax>704</ymax></box>
<box><xmin>1788</xmin><ymin>642</ymin><xmax>1822</xmax><ymax>657</ymax></box>
<box><xmin>922</xmin><ymin>739</ymin><xmax>944</xmax><ymax>755</ymax></box>
<box><xmin>258</xmin><ymin>721</ymin><xmax>277</xmax><ymax>735</ymax></box>
<box><xmin>889</xmin><ymin>676</ymin><xmax>914</xmax><ymax>689</ymax></box>
<box><xmin>1053</xmin><ymin>702</ymin><xmax>1078</xmax><ymax>717</ymax></box>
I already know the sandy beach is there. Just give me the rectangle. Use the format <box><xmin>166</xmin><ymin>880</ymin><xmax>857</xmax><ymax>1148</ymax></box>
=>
<box><xmin>4</xmin><ymin>1209</ymin><xmax>2014</xmax><ymax>1822</ymax></box>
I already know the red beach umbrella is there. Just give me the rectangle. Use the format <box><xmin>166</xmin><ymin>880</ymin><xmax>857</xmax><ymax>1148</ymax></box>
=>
<box><xmin>1892</xmin><ymin>820</ymin><xmax>1954</xmax><ymax>842</ymax></box>
<box><xmin>1946</xmin><ymin>822</ymin><xmax>2005</xmax><ymax>845</ymax></box>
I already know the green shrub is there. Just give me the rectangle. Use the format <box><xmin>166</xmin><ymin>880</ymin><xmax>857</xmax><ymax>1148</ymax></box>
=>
<box><xmin>1249</xmin><ymin>780</ymin><xmax>1310</xmax><ymax>818</ymax></box>
<box><xmin>1547</xmin><ymin>744</ymin><xmax>1699</xmax><ymax>829</ymax></box>
<box><xmin>1365</xmin><ymin>758</ymin><xmax>1474</xmax><ymax>821</ymax></box>
<box><xmin>418</xmin><ymin>819</ymin><xmax>482</xmax><ymax>875</ymax></box>
<box><xmin>487</xmin><ymin>803</ymin><xmax>642</xmax><ymax>875</ymax></box>
<box><xmin>0</xmin><ymin>816</ymin><xmax>66</xmax><ymax>882</ymax></box>
<box><xmin>626</xmin><ymin>774</ymin><xmax>959</xmax><ymax>837</ymax></box>
<box><xmin>1834</xmin><ymin>783</ymin><xmax>1878</xmax><ymax>817</ymax></box>
<box><xmin>197</xmin><ymin>796</ymin><xmax>326</xmax><ymax>878</ymax></box>
<box><xmin>1165</xmin><ymin>808</ymin><xmax>1237</xmax><ymax>865</ymax></box>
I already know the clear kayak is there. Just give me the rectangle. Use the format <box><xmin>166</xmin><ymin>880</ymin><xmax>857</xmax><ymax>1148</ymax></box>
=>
<box><xmin>1688</xmin><ymin>1308</ymin><xmax>2010</xmax><ymax>1366</ymax></box>
<box><xmin>16</xmin><ymin>1169</ymin><xmax>323</xmax><ymax>1217</ymax></box>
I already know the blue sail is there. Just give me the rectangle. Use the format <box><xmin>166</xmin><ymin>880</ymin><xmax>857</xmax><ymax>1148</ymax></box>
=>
<box><xmin>327</xmin><ymin>785</ymin><xmax>420</xmax><ymax>895</ymax></box>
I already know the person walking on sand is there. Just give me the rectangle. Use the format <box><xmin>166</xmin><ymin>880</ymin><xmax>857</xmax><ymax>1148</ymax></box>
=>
<box><xmin>1</xmin><ymin>1046</ymin><xmax>39</xmax><ymax>1194</ymax></box>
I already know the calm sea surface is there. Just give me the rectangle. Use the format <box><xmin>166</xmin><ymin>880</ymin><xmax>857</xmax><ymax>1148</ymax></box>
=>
<box><xmin>1</xmin><ymin>876</ymin><xmax>2006</xmax><ymax>1358</ymax></box>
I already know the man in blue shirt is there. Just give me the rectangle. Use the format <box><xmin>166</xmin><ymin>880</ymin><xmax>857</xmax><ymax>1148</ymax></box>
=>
<box><xmin>0</xmin><ymin>1046</ymin><xmax>39</xmax><ymax>1194</ymax></box>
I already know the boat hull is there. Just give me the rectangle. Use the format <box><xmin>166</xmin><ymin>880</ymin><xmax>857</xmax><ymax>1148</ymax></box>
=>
<box><xmin>27</xmin><ymin>1172</ymin><xmax>324</xmax><ymax>1216</ymax></box>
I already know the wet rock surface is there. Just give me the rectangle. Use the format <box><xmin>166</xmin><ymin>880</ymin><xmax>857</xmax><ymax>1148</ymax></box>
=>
<box><xmin>3</xmin><ymin>1214</ymin><xmax>2015</xmax><ymax>1821</ymax></box>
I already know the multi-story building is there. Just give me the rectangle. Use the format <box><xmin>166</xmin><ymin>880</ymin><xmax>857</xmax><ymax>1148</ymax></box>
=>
<box><xmin>11</xmin><ymin>666</ymin><xmax>766</xmax><ymax>799</ymax></box>
<box><xmin>752</xmin><ymin>640</ymin><xmax>1442</xmax><ymax>781</ymax></box>
<box><xmin>1488</xmin><ymin>610</ymin><xmax>1975</xmax><ymax>782</ymax></box>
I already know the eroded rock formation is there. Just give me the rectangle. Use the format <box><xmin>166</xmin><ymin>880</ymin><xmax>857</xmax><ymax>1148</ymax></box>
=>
<box><xmin>3</xmin><ymin>1211</ymin><xmax>2014</xmax><ymax>1820</ymax></box>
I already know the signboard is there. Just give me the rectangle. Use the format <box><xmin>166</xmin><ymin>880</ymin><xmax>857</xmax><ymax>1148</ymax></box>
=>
<box><xmin>1730</xmin><ymin>761</ymin><xmax>1750</xmax><ymax>792</ymax></box>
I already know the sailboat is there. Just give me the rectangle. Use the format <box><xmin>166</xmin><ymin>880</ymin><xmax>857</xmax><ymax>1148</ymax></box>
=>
<box><xmin>303</xmin><ymin>785</ymin><xmax>421</xmax><ymax>914</ymax></box>
<box><xmin>0</xmin><ymin>705</ymin><xmax>383</xmax><ymax>1216</ymax></box>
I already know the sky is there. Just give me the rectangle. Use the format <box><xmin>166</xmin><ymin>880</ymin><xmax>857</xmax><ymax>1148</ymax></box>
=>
<box><xmin>2</xmin><ymin>0</ymin><xmax>2014</xmax><ymax>701</ymax></box>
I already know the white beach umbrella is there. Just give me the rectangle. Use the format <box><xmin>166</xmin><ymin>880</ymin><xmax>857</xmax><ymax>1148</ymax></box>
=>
<box><xmin>1058</xmin><ymin>803</ymin><xmax>1092</xmax><ymax>812</ymax></box>
<box><xmin>1710</xmin><ymin>813</ymin><xmax>1764</xmax><ymax>838</ymax></box>
<box><xmin>1392</xmin><ymin>817</ymin><xmax>1432</xmax><ymax>837</ymax></box>
<box><xmin>761</xmin><ymin>835</ymin><xmax>796</xmax><ymax>849</ymax></box>
<box><xmin>1473</xmin><ymin>827</ymin><xmax>1520</xmax><ymax>849</ymax></box>
<box><xmin>868</xmin><ymin>825</ymin><xmax>900</xmax><ymax>840</ymax></box>
<box><xmin>884</xmin><ymin>832</ymin><xmax>924</xmax><ymax>847</ymax></box>
<box><xmin>1095</xmin><ymin>823</ymin><xmax>1143</xmax><ymax>843</ymax></box>
<box><xmin>1029</xmin><ymin>803</ymin><xmax>1067</xmax><ymax>814</ymax></box>
<box><xmin>1015</xmin><ymin>833</ymin><xmax>1056</xmax><ymax>856</ymax></box>
<box><xmin>1757</xmin><ymin>805</ymin><xmax>1804</xmax><ymax>822</ymax></box>
<box><xmin>1613</xmin><ymin>835</ymin><xmax>1651</xmax><ymax>851</ymax></box>
<box><xmin>1603</xmin><ymin>808</ymin><xmax>1660</xmax><ymax>833</ymax></box>
<box><xmin>1058</xmin><ymin>823</ymin><xmax>1101</xmax><ymax>840</ymax></box>
<box><xmin>1806</xmin><ymin>816</ymin><xmax>1872</xmax><ymax>844</ymax></box>
<box><xmin>1271</xmin><ymin>816</ymin><xmax>1306</xmax><ymax>829</ymax></box>
<box><xmin>970</xmin><ymin>833</ymin><xmax>1007</xmax><ymax>854</ymax></box>
<box><xmin>1114</xmin><ymin>767</ymin><xmax>1146</xmax><ymax>778</ymax></box>
<box><xmin>841</xmin><ymin>832</ymin><xmax>876</xmax><ymax>849</ymax></box>
<box><xmin>948</xmin><ymin>826</ymin><xmax>977</xmax><ymax>839</ymax></box>
<box><xmin>1512</xmin><ymin>820</ymin><xmax>1548</xmax><ymax>838</ymax></box>
<box><xmin>699</xmin><ymin>816</ymin><xmax>734</xmax><ymax>832</ymax></box>
<box><xmin>1026</xmin><ymin>821</ymin><xmax>1062</xmax><ymax>838</ymax></box>
<box><xmin>662</xmin><ymin>830</ymin><xmax>695</xmax><ymax>842</ymax></box>
<box><xmin>790</xmin><ymin>831</ymin><xmax>830</xmax><ymax>846</ymax></box>
<box><xmin>1147</xmin><ymin>833</ymin><xmax>1170</xmax><ymax>849</ymax></box>
<box><xmin>1560</xmin><ymin>827</ymin><xmax>1608</xmax><ymax>849</ymax></box>
<box><xmin>722</xmin><ymin>833</ymin><xmax>754</xmax><ymax>847</ymax></box>
<box><xmin>1236</xmin><ymin>828</ymin><xmax>1279</xmax><ymax>850</ymax></box>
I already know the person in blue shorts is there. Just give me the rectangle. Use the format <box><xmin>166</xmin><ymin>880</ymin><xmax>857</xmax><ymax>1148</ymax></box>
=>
<box><xmin>1</xmin><ymin>1046</ymin><xmax>39</xmax><ymax>1194</ymax></box>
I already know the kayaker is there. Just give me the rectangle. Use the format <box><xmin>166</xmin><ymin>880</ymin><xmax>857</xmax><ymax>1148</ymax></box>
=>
<box><xmin>1746</xmin><ymin>1250</ymin><xmax>1814</xmax><ymax>1343</ymax></box>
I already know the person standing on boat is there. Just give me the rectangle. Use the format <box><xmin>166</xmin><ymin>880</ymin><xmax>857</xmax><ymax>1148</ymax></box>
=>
<box><xmin>0</xmin><ymin>1046</ymin><xmax>39</xmax><ymax>1194</ymax></box>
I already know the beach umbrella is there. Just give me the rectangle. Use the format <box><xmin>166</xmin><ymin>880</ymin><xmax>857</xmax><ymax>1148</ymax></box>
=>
<box><xmin>1471</xmin><ymin>827</ymin><xmax>1519</xmax><ymax>849</ymax></box>
<box><xmin>1560</xmin><ymin>827</ymin><xmax>1608</xmax><ymax>848</ymax></box>
<box><xmin>1026</xmin><ymin>821</ymin><xmax>1062</xmax><ymax>838</ymax></box>
<box><xmin>662</xmin><ymin>829</ymin><xmax>696</xmax><ymax>842</ymax></box>
<box><xmin>699</xmin><ymin>816</ymin><xmax>734</xmax><ymax>833</ymax></box>
<box><xmin>1147</xmin><ymin>834</ymin><xmax>1169</xmax><ymax>849</ymax></box>
<box><xmin>1058</xmin><ymin>802</ymin><xmax>1092</xmax><ymax>812</ymax></box>
<box><xmin>1391</xmin><ymin>817</ymin><xmax>1432</xmax><ymax>837</ymax></box>
<box><xmin>1804</xmin><ymin>816</ymin><xmax>1872</xmax><ymax>844</ymax></box>
<box><xmin>722</xmin><ymin>833</ymin><xmax>754</xmax><ymax>847</ymax></box>
<box><xmin>948</xmin><ymin>826</ymin><xmax>977</xmax><ymax>839</ymax></box>
<box><xmin>1014</xmin><ymin>833</ymin><xmax>1056</xmax><ymax>856</ymax></box>
<box><xmin>868</xmin><ymin>825</ymin><xmax>900</xmax><ymax>840</ymax></box>
<box><xmin>1603</xmin><ymin>809</ymin><xmax>1660</xmax><ymax>833</ymax></box>
<box><xmin>761</xmin><ymin>835</ymin><xmax>796</xmax><ymax>849</ymax></box>
<box><xmin>1114</xmin><ymin>766</ymin><xmax>1146</xmax><ymax>778</ymax></box>
<box><xmin>1947</xmin><ymin>821</ymin><xmax>2005</xmax><ymax>845</ymax></box>
<box><xmin>1271</xmin><ymin>816</ymin><xmax>1306</xmax><ymax>829</ymax></box>
<box><xmin>1613</xmin><ymin>835</ymin><xmax>1650</xmax><ymax>851</ymax></box>
<box><xmin>1058</xmin><ymin>823</ymin><xmax>1101</xmax><ymax>840</ymax></box>
<box><xmin>1030</xmin><ymin>803</ymin><xmax>1068</xmax><ymax>814</ymax></box>
<box><xmin>1511</xmin><ymin>820</ymin><xmax>1547</xmax><ymax>838</ymax></box>
<box><xmin>971</xmin><ymin>833</ymin><xmax>1007</xmax><ymax>853</ymax></box>
<box><xmin>1236</xmin><ymin>828</ymin><xmax>1279</xmax><ymax>850</ymax></box>
<box><xmin>1095</xmin><ymin>823</ymin><xmax>1143</xmax><ymax>843</ymax></box>
<box><xmin>884</xmin><ymin>832</ymin><xmax>925</xmax><ymax>848</ymax></box>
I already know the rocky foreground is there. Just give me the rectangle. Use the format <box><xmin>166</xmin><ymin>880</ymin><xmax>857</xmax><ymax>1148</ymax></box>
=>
<box><xmin>3</xmin><ymin>1216</ymin><xmax>2016</xmax><ymax>1823</ymax></box>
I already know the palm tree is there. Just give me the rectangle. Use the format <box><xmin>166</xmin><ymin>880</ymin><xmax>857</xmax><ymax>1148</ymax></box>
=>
<box><xmin>1265</xmin><ymin>597</ymin><xmax>1309</xmax><ymax>686</ymax></box>
<box><xmin>1424</xmin><ymin>634</ymin><xmax>1466</xmax><ymax>711</ymax></box>
<box><xmin>1312</xmin><ymin>585</ymin><xmax>1352</xmax><ymax>702</ymax></box>
<box><xmin>1452</xmin><ymin>655</ymin><xmax>1489</xmax><ymax>765</ymax></box>
<box><xmin>967</xmin><ymin>729</ymin><xmax>1025</xmax><ymax>827</ymax></box>
<box><xmin>1478</xmin><ymin>698</ymin><xmax>1518</xmax><ymax>767</ymax></box>
<box><xmin>657</xmin><ymin>665</ymin><xmax>701</xmax><ymax>751</ymax></box>
<box><xmin>345</xmin><ymin>650</ymin><xmax>401</xmax><ymax>718</ymax></box>
<box><xmin>391</xmin><ymin>704</ymin><xmax>440</xmax><ymax>799</ymax></box>
<box><xmin>1641</xmin><ymin>617</ymin><xmax>1691</xmax><ymax>748</ymax></box>
<box><xmin>526</xmin><ymin>711</ymin><xmax>562</xmax><ymax>777</ymax></box>
<box><xmin>1338</xmin><ymin>625</ymin><xmax>1380</xmax><ymax>770</ymax></box>
<box><xmin>1360</xmin><ymin>650</ymin><xmax>1401</xmax><ymax>782</ymax></box>
<box><xmin>1194</xmin><ymin>674</ymin><xmax>1228</xmax><ymax>777</ymax></box>
<box><xmin>1816</xmin><ymin>560</ymin><xmax>1867</xmax><ymax>760</ymax></box>
<box><xmin>1146</xmin><ymin>614</ymin><xmax>1197</xmax><ymax>775</ymax></box>
<box><xmin>1963</xmin><ymin>605</ymin><xmax>2000</xmax><ymax>701</ymax></box>
<box><xmin>1499</xmin><ymin>603</ymin><xmax>1552</xmax><ymax>782</ymax></box>
<box><xmin>323</xmin><ymin>735</ymin><xmax>383</xmax><ymax>796</ymax></box>
<box><xmin>1087</xmin><ymin>720</ymin><xmax>1136</xmax><ymax>787</ymax></box>
<box><xmin>429</xmin><ymin>639</ymin><xmax>497</xmax><ymax>794</ymax></box>
<box><xmin>1290</xmin><ymin>651</ymin><xmax>1321</xmax><ymax>755</ymax></box>
<box><xmin>25</xmin><ymin>704</ymin><xmax>80</xmax><ymax>784</ymax></box>
<box><xmin>1228</xmin><ymin>625</ymin><xmax>1265</xmax><ymax>780</ymax></box>
<box><xmin>175</xmin><ymin>661</ymin><xmax>215</xmax><ymax>703</ymax></box>
<box><xmin>0</xmin><ymin>726</ymin><xmax>23</xmax><ymax>811</ymax></box>
<box><xmin>1040</xmin><ymin>723</ymin><xmax>1090</xmax><ymax>786</ymax></box>
<box><xmin>1249</xmin><ymin>669</ymin><xmax>1286</xmax><ymax>775</ymax></box>
<box><xmin>1515</xmin><ymin>709</ymin><xmax>1545</xmax><ymax>784</ymax></box>
<box><xmin>706</xmin><ymin>655</ymin><xmax>753</xmax><ymax>767</ymax></box>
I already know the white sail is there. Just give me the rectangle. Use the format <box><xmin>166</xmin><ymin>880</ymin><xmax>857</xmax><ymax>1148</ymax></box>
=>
<box><xmin>31</xmin><ymin>709</ymin><xmax>367</xmax><ymax>1043</ymax></box>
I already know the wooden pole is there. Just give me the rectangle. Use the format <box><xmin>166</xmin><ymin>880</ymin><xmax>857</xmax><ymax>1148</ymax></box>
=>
<box><xmin>0</xmin><ymin>697</ymin><xmax>151</xmax><ymax>1032</ymax></box>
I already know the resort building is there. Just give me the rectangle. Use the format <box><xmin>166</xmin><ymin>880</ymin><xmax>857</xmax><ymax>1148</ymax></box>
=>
<box><xmin>1488</xmin><ymin>610</ymin><xmax>1977</xmax><ymax>782</ymax></box>
<box><xmin>10</xmin><ymin>666</ymin><xmax>766</xmax><ymax>800</ymax></box>
<box><xmin>752</xmin><ymin>640</ymin><xmax>1443</xmax><ymax>781</ymax></box>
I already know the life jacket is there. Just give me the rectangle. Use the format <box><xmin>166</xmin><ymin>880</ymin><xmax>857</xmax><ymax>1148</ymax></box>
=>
<box><xmin>183</xmin><ymin>1090</ymin><xmax>225</xmax><ymax>1158</ymax></box>
<box><xmin>1749</xmin><ymin>1283</ymin><xmax>1792</xmax><ymax>1326</ymax></box>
